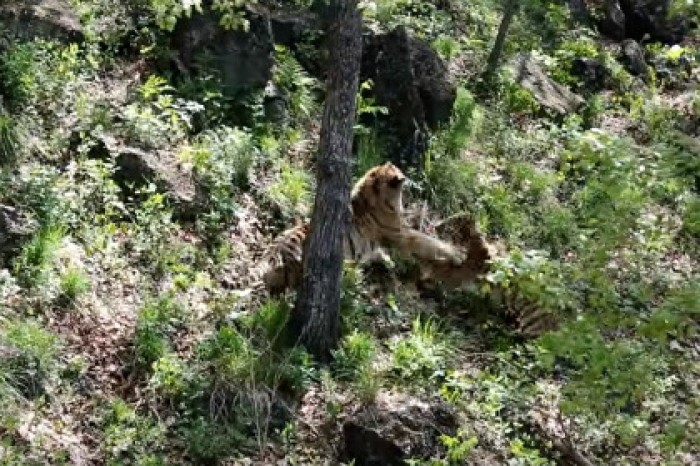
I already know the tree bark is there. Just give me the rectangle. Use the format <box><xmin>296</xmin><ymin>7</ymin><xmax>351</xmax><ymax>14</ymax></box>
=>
<box><xmin>291</xmin><ymin>0</ymin><xmax>362</xmax><ymax>361</ymax></box>
<box><xmin>483</xmin><ymin>0</ymin><xmax>519</xmax><ymax>80</ymax></box>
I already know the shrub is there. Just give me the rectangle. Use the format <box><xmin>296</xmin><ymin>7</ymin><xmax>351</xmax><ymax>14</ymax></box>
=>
<box><xmin>390</xmin><ymin>317</ymin><xmax>453</xmax><ymax>386</ymax></box>
<box><xmin>332</xmin><ymin>330</ymin><xmax>378</xmax><ymax>381</ymax></box>
<box><xmin>102</xmin><ymin>398</ymin><xmax>167</xmax><ymax>465</ymax></box>
<box><xmin>13</xmin><ymin>225</ymin><xmax>65</xmax><ymax>289</ymax></box>
<box><xmin>273</xmin><ymin>45</ymin><xmax>320</xmax><ymax>125</ymax></box>
<box><xmin>58</xmin><ymin>267</ymin><xmax>91</xmax><ymax>302</ymax></box>
<box><xmin>122</xmin><ymin>75</ymin><xmax>204</xmax><ymax>149</ymax></box>
<box><xmin>266</xmin><ymin>163</ymin><xmax>312</xmax><ymax>216</ymax></box>
<box><xmin>134</xmin><ymin>294</ymin><xmax>188</xmax><ymax>369</ymax></box>
<box><xmin>0</xmin><ymin>319</ymin><xmax>60</xmax><ymax>398</ymax></box>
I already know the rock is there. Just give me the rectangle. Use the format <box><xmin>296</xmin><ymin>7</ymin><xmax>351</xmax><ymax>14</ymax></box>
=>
<box><xmin>619</xmin><ymin>0</ymin><xmax>695</xmax><ymax>44</ymax></box>
<box><xmin>263</xmin><ymin>81</ymin><xmax>289</xmax><ymax>125</ymax></box>
<box><xmin>570</xmin><ymin>57</ymin><xmax>611</xmax><ymax>92</ymax></box>
<box><xmin>0</xmin><ymin>203</ymin><xmax>37</xmax><ymax>267</ymax></box>
<box><xmin>568</xmin><ymin>0</ymin><xmax>591</xmax><ymax>24</ymax></box>
<box><xmin>340</xmin><ymin>392</ymin><xmax>458</xmax><ymax>465</ymax></box>
<box><xmin>170</xmin><ymin>5</ymin><xmax>274</xmax><ymax>97</ymax></box>
<box><xmin>342</xmin><ymin>422</ymin><xmax>406</xmax><ymax>466</ymax></box>
<box><xmin>361</xmin><ymin>26</ymin><xmax>456</xmax><ymax>170</ymax></box>
<box><xmin>599</xmin><ymin>0</ymin><xmax>627</xmax><ymax>40</ymax></box>
<box><xmin>647</xmin><ymin>45</ymin><xmax>695</xmax><ymax>89</ymax></box>
<box><xmin>510</xmin><ymin>53</ymin><xmax>584</xmax><ymax>115</ymax></box>
<box><xmin>597</xmin><ymin>0</ymin><xmax>697</xmax><ymax>44</ymax></box>
<box><xmin>0</xmin><ymin>0</ymin><xmax>82</xmax><ymax>43</ymax></box>
<box><xmin>169</xmin><ymin>9</ymin><xmax>455</xmax><ymax>171</ymax></box>
<box><xmin>619</xmin><ymin>39</ymin><xmax>649</xmax><ymax>78</ymax></box>
<box><xmin>91</xmin><ymin>135</ymin><xmax>203</xmax><ymax>219</ymax></box>
<box><xmin>269</xmin><ymin>8</ymin><xmax>320</xmax><ymax>48</ymax></box>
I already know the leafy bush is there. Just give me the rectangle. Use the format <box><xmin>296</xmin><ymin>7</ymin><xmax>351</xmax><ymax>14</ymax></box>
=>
<box><xmin>58</xmin><ymin>267</ymin><xmax>90</xmax><ymax>301</ymax></box>
<box><xmin>390</xmin><ymin>317</ymin><xmax>453</xmax><ymax>386</ymax></box>
<box><xmin>127</xmin><ymin>187</ymin><xmax>178</xmax><ymax>273</ymax></box>
<box><xmin>182</xmin><ymin>125</ymin><xmax>258</xmax><ymax>235</ymax></box>
<box><xmin>102</xmin><ymin>398</ymin><xmax>167</xmax><ymax>465</ymax></box>
<box><xmin>148</xmin><ymin>351</ymin><xmax>203</xmax><ymax>403</ymax></box>
<box><xmin>0</xmin><ymin>319</ymin><xmax>60</xmax><ymax>399</ymax></box>
<box><xmin>332</xmin><ymin>330</ymin><xmax>378</xmax><ymax>381</ymax></box>
<box><xmin>134</xmin><ymin>294</ymin><xmax>188</xmax><ymax>369</ymax></box>
<box><xmin>122</xmin><ymin>75</ymin><xmax>204</xmax><ymax>149</ymax></box>
<box><xmin>431</xmin><ymin>87</ymin><xmax>483</xmax><ymax>158</ymax></box>
<box><xmin>13</xmin><ymin>226</ymin><xmax>65</xmax><ymax>289</ymax></box>
<box><xmin>502</xmin><ymin>80</ymin><xmax>540</xmax><ymax>115</ymax></box>
<box><xmin>273</xmin><ymin>45</ymin><xmax>320</xmax><ymax>125</ymax></box>
<box><xmin>681</xmin><ymin>195</ymin><xmax>700</xmax><ymax>238</ymax></box>
<box><xmin>266</xmin><ymin>163</ymin><xmax>312</xmax><ymax>216</ymax></box>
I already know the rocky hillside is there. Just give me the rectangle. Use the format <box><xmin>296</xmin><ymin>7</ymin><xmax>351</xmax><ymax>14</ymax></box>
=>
<box><xmin>1</xmin><ymin>0</ymin><xmax>699</xmax><ymax>464</ymax></box>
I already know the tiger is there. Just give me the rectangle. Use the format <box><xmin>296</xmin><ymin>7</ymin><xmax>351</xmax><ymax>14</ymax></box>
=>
<box><xmin>417</xmin><ymin>213</ymin><xmax>559</xmax><ymax>338</ymax></box>
<box><xmin>258</xmin><ymin>162</ymin><xmax>466</xmax><ymax>295</ymax></box>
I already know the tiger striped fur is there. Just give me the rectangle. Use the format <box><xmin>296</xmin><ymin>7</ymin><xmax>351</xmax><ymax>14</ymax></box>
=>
<box><xmin>418</xmin><ymin>213</ymin><xmax>558</xmax><ymax>338</ymax></box>
<box><xmin>258</xmin><ymin>162</ymin><xmax>465</xmax><ymax>295</ymax></box>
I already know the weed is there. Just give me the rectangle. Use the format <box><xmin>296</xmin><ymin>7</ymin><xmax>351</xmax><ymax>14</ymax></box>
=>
<box><xmin>0</xmin><ymin>113</ymin><xmax>22</xmax><ymax>166</ymax></box>
<box><xmin>0</xmin><ymin>319</ymin><xmax>59</xmax><ymax>398</ymax></box>
<box><xmin>266</xmin><ymin>163</ymin><xmax>312</xmax><ymax>216</ymax></box>
<box><xmin>390</xmin><ymin>317</ymin><xmax>453</xmax><ymax>386</ymax></box>
<box><xmin>242</xmin><ymin>299</ymin><xmax>291</xmax><ymax>349</ymax></box>
<box><xmin>58</xmin><ymin>267</ymin><xmax>91</xmax><ymax>302</ymax></box>
<box><xmin>181</xmin><ymin>416</ymin><xmax>244</xmax><ymax>463</ymax></box>
<box><xmin>134</xmin><ymin>294</ymin><xmax>187</xmax><ymax>369</ymax></box>
<box><xmin>356</xmin><ymin>130</ymin><xmax>385</xmax><ymax>176</ymax></box>
<box><xmin>183</xmin><ymin>125</ymin><xmax>257</xmax><ymax>234</ymax></box>
<box><xmin>13</xmin><ymin>225</ymin><xmax>65</xmax><ymax>289</ymax></box>
<box><xmin>432</xmin><ymin>35</ymin><xmax>461</xmax><ymax>61</ymax></box>
<box><xmin>273</xmin><ymin>45</ymin><xmax>320</xmax><ymax>125</ymax></box>
<box><xmin>681</xmin><ymin>195</ymin><xmax>700</xmax><ymax>238</ymax></box>
<box><xmin>102</xmin><ymin>398</ymin><xmax>167</xmax><ymax>465</ymax></box>
<box><xmin>148</xmin><ymin>351</ymin><xmax>201</xmax><ymax>402</ymax></box>
<box><xmin>333</xmin><ymin>330</ymin><xmax>378</xmax><ymax>381</ymax></box>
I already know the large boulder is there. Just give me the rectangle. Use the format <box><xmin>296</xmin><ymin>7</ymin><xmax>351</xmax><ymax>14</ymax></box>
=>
<box><xmin>170</xmin><ymin>5</ymin><xmax>274</xmax><ymax>96</ymax></box>
<box><xmin>598</xmin><ymin>0</ymin><xmax>697</xmax><ymax>44</ymax></box>
<box><xmin>170</xmin><ymin>10</ymin><xmax>456</xmax><ymax>171</ymax></box>
<box><xmin>0</xmin><ymin>0</ymin><xmax>82</xmax><ymax>43</ymax></box>
<box><xmin>361</xmin><ymin>26</ymin><xmax>457</xmax><ymax>170</ymax></box>
<box><xmin>340</xmin><ymin>392</ymin><xmax>458</xmax><ymax>465</ymax></box>
<box><xmin>91</xmin><ymin>135</ymin><xmax>203</xmax><ymax>219</ymax></box>
<box><xmin>510</xmin><ymin>54</ymin><xmax>584</xmax><ymax>115</ymax></box>
<box><xmin>570</xmin><ymin>57</ymin><xmax>611</xmax><ymax>92</ymax></box>
<box><xmin>619</xmin><ymin>39</ymin><xmax>649</xmax><ymax>78</ymax></box>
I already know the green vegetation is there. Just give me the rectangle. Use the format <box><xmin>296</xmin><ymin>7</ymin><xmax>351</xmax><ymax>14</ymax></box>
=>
<box><xmin>0</xmin><ymin>0</ymin><xmax>698</xmax><ymax>463</ymax></box>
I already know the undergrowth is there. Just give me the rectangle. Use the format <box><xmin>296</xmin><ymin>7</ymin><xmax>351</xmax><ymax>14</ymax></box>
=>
<box><xmin>0</xmin><ymin>0</ymin><xmax>698</xmax><ymax>464</ymax></box>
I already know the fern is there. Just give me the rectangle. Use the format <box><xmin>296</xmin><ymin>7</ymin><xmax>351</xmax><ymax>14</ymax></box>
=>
<box><xmin>273</xmin><ymin>45</ymin><xmax>320</xmax><ymax>124</ymax></box>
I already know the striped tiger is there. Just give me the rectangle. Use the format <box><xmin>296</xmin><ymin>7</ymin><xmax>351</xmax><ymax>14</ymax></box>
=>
<box><xmin>417</xmin><ymin>213</ymin><xmax>559</xmax><ymax>338</ymax></box>
<box><xmin>258</xmin><ymin>162</ymin><xmax>465</xmax><ymax>295</ymax></box>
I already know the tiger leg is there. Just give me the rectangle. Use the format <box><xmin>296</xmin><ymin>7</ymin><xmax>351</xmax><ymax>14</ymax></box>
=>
<box><xmin>387</xmin><ymin>229</ymin><xmax>465</xmax><ymax>265</ymax></box>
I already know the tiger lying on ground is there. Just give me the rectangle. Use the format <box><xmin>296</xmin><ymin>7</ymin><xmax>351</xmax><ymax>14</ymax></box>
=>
<box><xmin>258</xmin><ymin>162</ymin><xmax>465</xmax><ymax>295</ymax></box>
<box><xmin>418</xmin><ymin>213</ymin><xmax>559</xmax><ymax>338</ymax></box>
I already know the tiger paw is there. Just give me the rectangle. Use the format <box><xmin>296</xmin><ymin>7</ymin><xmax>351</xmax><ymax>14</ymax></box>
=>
<box><xmin>448</xmin><ymin>249</ymin><xmax>467</xmax><ymax>267</ymax></box>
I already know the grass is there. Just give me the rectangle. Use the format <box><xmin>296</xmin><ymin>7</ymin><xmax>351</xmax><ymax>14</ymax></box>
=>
<box><xmin>390</xmin><ymin>316</ymin><xmax>454</xmax><ymax>386</ymax></box>
<box><xmin>1</xmin><ymin>0</ymin><xmax>699</xmax><ymax>463</ymax></box>
<box><xmin>59</xmin><ymin>267</ymin><xmax>91</xmax><ymax>302</ymax></box>
<box><xmin>266</xmin><ymin>162</ymin><xmax>312</xmax><ymax>216</ymax></box>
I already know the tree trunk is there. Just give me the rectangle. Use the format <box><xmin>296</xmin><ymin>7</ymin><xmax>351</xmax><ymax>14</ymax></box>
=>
<box><xmin>291</xmin><ymin>0</ymin><xmax>362</xmax><ymax>362</ymax></box>
<box><xmin>483</xmin><ymin>0</ymin><xmax>519</xmax><ymax>80</ymax></box>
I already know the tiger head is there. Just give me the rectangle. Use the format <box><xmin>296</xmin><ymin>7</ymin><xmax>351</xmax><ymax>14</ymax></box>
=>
<box><xmin>351</xmin><ymin>162</ymin><xmax>406</xmax><ymax>221</ymax></box>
